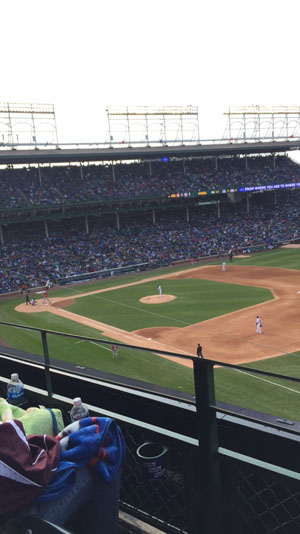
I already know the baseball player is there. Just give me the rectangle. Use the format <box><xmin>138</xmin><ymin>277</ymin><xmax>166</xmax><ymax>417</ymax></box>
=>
<box><xmin>256</xmin><ymin>315</ymin><xmax>262</xmax><ymax>334</ymax></box>
<box><xmin>111</xmin><ymin>344</ymin><xmax>118</xmax><ymax>358</ymax></box>
<box><xmin>222</xmin><ymin>262</ymin><xmax>226</xmax><ymax>272</ymax></box>
<box><xmin>43</xmin><ymin>292</ymin><xmax>51</xmax><ymax>306</ymax></box>
<box><xmin>196</xmin><ymin>343</ymin><xmax>204</xmax><ymax>358</ymax></box>
<box><xmin>158</xmin><ymin>285</ymin><xmax>162</xmax><ymax>298</ymax></box>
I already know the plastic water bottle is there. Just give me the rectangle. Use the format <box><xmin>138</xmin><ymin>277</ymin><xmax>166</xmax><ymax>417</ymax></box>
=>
<box><xmin>70</xmin><ymin>397</ymin><xmax>89</xmax><ymax>422</ymax></box>
<box><xmin>7</xmin><ymin>373</ymin><xmax>25</xmax><ymax>405</ymax></box>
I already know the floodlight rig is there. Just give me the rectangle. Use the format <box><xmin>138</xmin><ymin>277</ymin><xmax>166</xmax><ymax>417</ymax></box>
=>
<box><xmin>106</xmin><ymin>105</ymin><xmax>200</xmax><ymax>147</ymax></box>
<box><xmin>223</xmin><ymin>105</ymin><xmax>300</xmax><ymax>142</ymax></box>
<box><xmin>0</xmin><ymin>102</ymin><xmax>59</xmax><ymax>147</ymax></box>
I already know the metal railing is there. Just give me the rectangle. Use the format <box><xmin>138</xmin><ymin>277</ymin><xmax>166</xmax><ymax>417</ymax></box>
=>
<box><xmin>1</xmin><ymin>321</ymin><xmax>300</xmax><ymax>533</ymax></box>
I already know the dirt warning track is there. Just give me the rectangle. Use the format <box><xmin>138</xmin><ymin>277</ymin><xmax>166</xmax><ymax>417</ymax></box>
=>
<box><xmin>15</xmin><ymin>265</ymin><xmax>300</xmax><ymax>365</ymax></box>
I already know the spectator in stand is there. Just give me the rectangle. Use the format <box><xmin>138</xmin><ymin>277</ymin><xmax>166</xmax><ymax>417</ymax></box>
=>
<box><xmin>0</xmin><ymin>155</ymin><xmax>300</xmax><ymax>208</ymax></box>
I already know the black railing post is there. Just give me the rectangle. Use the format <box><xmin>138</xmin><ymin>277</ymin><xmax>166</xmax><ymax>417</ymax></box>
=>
<box><xmin>191</xmin><ymin>357</ymin><xmax>223</xmax><ymax>534</ymax></box>
<box><xmin>41</xmin><ymin>330</ymin><xmax>53</xmax><ymax>403</ymax></box>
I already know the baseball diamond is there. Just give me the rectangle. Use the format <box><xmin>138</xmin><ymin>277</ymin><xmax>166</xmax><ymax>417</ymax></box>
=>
<box><xmin>14</xmin><ymin>263</ymin><xmax>300</xmax><ymax>365</ymax></box>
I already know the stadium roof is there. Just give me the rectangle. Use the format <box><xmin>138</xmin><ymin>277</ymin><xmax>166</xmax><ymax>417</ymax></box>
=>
<box><xmin>0</xmin><ymin>139</ymin><xmax>300</xmax><ymax>165</ymax></box>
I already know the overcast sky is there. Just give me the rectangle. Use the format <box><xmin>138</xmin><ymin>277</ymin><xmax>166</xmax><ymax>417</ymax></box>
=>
<box><xmin>1</xmin><ymin>0</ymin><xmax>300</xmax><ymax>145</ymax></box>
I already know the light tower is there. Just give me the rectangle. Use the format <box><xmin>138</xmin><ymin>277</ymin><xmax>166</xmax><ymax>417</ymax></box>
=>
<box><xmin>223</xmin><ymin>105</ymin><xmax>300</xmax><ymax>142</ymax></box>
<box><xmin>0</xmin><ymin>102</ymin><xmax>58</xmax><ymax>147</ymax></box>
<box><xmin>106</xmin><ymin>105</ymin><xmax>200</xmax><ymax>146</ymax></box>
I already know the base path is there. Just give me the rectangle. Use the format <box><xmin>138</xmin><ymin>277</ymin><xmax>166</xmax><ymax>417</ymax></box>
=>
<box><xmin>15</xmin><ymin>265</ymin><xmax>300</xmax><ymax>365</ymax></box>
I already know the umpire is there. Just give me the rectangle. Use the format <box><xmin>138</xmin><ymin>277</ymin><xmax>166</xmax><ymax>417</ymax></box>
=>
<box><xmin>196</xmin><ymin>343</ymin><xmax>204</xmax><ymax>358</ymax></box>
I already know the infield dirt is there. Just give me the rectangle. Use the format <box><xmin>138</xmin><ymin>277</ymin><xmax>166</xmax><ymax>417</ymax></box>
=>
<box><xmin>15</xmin><ymin>265</ymin><xmax>300</xmax><ymax>366</ymax></box>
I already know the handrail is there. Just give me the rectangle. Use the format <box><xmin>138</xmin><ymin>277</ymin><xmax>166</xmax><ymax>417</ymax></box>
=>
<box><xmin>0</xmin><ymin>321</ymin><xmax>299</xmax><ymax>384</ymax></box>
<box><xmin>1</xmin><ymin>321</ymin><xmax>300</xmax><ymax>534</ymax></box>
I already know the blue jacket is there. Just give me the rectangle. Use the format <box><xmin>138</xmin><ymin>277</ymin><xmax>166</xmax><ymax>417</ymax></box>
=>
<box><xmin>39</xmin><ymin>416</ymin><xmax>125</xmax><ymax>501</ymax></box>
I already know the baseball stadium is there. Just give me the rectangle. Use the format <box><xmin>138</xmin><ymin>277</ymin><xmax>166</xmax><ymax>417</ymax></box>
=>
<box><xmin>2</xmin><ymin>105</ymin><xmax>300</xmax><ymax>533</ymax></box>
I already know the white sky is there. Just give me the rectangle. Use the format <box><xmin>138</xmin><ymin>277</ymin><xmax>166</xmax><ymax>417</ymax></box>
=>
<box><xmin>1</xmin><ymin>0</ymin><xmax>300</xmax><ymax>144</ymax></box>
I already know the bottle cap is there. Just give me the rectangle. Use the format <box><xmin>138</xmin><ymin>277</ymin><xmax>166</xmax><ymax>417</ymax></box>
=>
<box><xmin>11</xmin><ymin>373</ymin><xmax>19</xmax><ymax>381</ymax></box>
<box><xmin>73</xmin><ymin>397</ymin><xmax>82</xmax><ymax>407</ymax></box>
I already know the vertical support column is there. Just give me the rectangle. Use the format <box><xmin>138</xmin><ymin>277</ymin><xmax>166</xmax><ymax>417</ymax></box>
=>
<box><xmin>107</xmin><ymin>109</ymin><xmax>113</xmax><ymax>147</ymax></box>
<box><xmin>180</xmin><ymin>113</ymin><xmax>184</xmax><ymax>143</ymax></box>
<box><xmin>191</xmin><ymin>358</ymin><xmax>223</xmax><ymax>534</ymax></box>
<box><xmin>80</xmin><ymin>163</ymin><xmax>84</xmax><ymax>181</ymax></box>
<box><xmin>112</xmin><ymin>163</ymin><xmax>116</xmax><ymax>184</ymax></box>
<box><xmin>53</xmin><ymin>108</ymin><xmax>59</xmax><ymax>147</ymax></box>
<box><xmin>247</xmin><ymin>193</ymin><xmax>250</xmax><ymax>213</ymax></box>
<box><xmin>197</xmin><ymin>108</ymin><xmax>201</xmax><ymax>143</ymax></box>
<box><xmin>149</xmin><ymin>161</ymin><xmax>152</xmax><ymax>176</ymax></box>
<box><xmin>0</xmin><ymin>224</ymin><xmax>3</xmax><ymax>245</ymax></box>
<box><xmin>7</xmin><ymin>103</ymin><xmax>14</xmax><ymax>145</ymax></box>
<box><xmin>31</xmin><ymin>106</ymin><xmax>37</xmax><ymax>147</ymax></box>
<box><xmin>85</xmin><ymin>216</ymin><xmax>89</xmax><ymax>234</ymax></box>
<box><xmin>116</xmin><ymin>213</ymin><xmax>120</xmax><ymax>231</ymax></box>
<box><xmin>145</xmin><ymin>113</ymin><xmax>149</xmax><ymax>145</ymax></box>
<box><xmin>127</xmin><ymin>107</ymin><xmax>131</xmax><ymax>146</ymax></box>
<box><xmin>41</xmin><ymin>331</ymin><xmax>53</xmax><ymax>403</ymax></box>
<box><xmin>152</xmin><ymin>209</ymin><xmax>156</xmax><ymax>225</ymax></box>
<box><xmin>215</xmin><ymin>157</ymin><xmax>218</xmax><ymax>171</ymax></box>
<box><xmin>245</xmin><ymin>156</ymin><xmax>248</xmax><ymax>171</ymax></box>
<box><xmin>217</xmin><ymin>201</ymin><xmax>220</xmax><ymax>219</ymax></box>
<box><xmin>44</xmin><ymin>221</ymin><xmax>49</xmax><ymax>238</ymax></box>
<box><xmin>183</xmin><ymin>159</ymin><xmax>186</xmax><ymax>175</ymax></box>
<box><xmin>272</xmin><ymin>153</ymin><xmax>276</xmax><ymax>169</ymax></box>
<box><xmin>186</xmin><ymin>206</ymin><xmax>189</xmax><ymax>223</ymax></box>
<box><xmin>38</xmin><ymin>165</ymin><xmax>42</xmax><ymax>186</ymax></box>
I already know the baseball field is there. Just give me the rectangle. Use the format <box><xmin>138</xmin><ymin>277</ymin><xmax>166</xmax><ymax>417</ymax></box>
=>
<box><xmin>1</xmin><ymin>246</ymin><xmax>300</xmax><ymax>421</ymax></box>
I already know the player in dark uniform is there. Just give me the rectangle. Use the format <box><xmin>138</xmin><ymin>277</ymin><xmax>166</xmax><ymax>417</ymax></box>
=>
<box><xmin>196</xmin><ymin>343</ymin><xmax>204</xmax><ymax>358</ymax></box>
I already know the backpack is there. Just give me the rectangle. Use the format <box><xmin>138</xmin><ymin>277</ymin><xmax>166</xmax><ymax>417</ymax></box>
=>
<box><xmin>0</xmin><ymin>420</ymin><xmax>60</xmax><ymax>516</ymax></box>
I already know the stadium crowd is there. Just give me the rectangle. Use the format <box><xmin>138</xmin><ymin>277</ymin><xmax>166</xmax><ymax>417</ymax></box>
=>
<box><xmin>0</xmin><ymin>189</ymin><xmax>299</xmax><ymax>293</ymax></box>
<box><xmin>0</xmin><ymin>155</ymin><xmax>300</xmax><ymax>208</ymax></box>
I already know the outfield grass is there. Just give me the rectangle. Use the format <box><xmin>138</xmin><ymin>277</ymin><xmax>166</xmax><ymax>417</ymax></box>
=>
<box><xmin>228</xmin><ymin>247</ymin><xmax>300</xmax><ymax>270</ymax></box>
<box><xmin>0</xmin><ymin>297</ymin><xmax>195</xmax><ymax>393</ymax></box>
<box><xmin>214</xmin><ymin>352</ymin><xmax>300</xmax><ymax>422</ymax></box>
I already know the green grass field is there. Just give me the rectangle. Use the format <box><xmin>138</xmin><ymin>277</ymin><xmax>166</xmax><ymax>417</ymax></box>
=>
<box><xmin>67</xmin><ymin>278</ymin><xmax>272</xmax><ymax>330</ymax></box>
<box><xmin>1</xmin><ymin>247</ymin><xmax>300</xmax><ymax>420</ymax></box>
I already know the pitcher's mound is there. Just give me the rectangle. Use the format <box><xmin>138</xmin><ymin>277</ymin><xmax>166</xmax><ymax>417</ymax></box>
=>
<box><xmin>139</xmin><ymin>294</ymin><xmax>176</xmax><ymax>304</ymax></box>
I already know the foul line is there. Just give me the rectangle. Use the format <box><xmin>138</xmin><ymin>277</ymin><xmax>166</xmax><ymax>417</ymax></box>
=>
<box><xmin>90</xmin><ymin>341</ymin><xmax>112</xmax><ymax>352</ymax></box>
<box><xmin>75</xmin><ymin>339</ymin><xmax>112</xmax><ymax>352</ymax></box>
<box><xmin>233</xmin><ymin>368</ymin><xmax>300</xmax><ymax>395</ymax></box>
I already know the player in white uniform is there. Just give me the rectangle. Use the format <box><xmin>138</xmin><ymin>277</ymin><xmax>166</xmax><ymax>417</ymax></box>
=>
<box><xmin>222</xmin><ymin>262</ymin><xmax>226</xmax><ymax>272</ymax></box>
<box><xmin>111</xmin><ymin>344</ymin><xmax>118</xmax><ymax>358</ymax></box>
<box><xmin>256</xmin><ymin>315</ymin><xmax>262</xmax><ymax>334</ymax></box>
<box><xmin>158</xmin><ymin>285</ymin><xmax>162</xmax><ymax>298</ymax></box>
<box><xmin>43</xmin><ymin>292</ymin><xmax>51</xmax><ymax>305</ymax></box>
